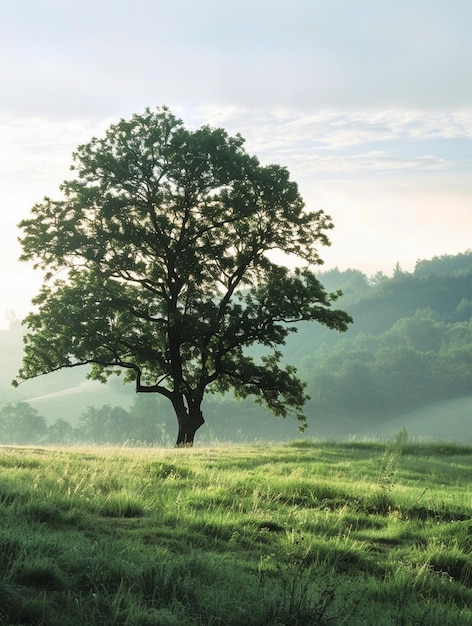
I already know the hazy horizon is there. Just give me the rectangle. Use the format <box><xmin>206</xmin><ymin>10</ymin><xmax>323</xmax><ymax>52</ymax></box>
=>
<box><xmin>2</xmin><ymin>1</ymin><xmax>472</xmax><ymax>328</ymax></box>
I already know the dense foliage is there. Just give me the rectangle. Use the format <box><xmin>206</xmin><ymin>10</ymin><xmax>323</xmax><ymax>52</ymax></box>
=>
<box><xmin>0</xmin><ymin>398</ymin><xmax>173</xmax><ymax>446</ymax></box>
<box><xmin>15</xmin><ymin>106</ymin><xmax>350</xmax><ymax>445</ymax></box>
<box><xmin>300</xmin><ymin>251</ymin><xmax>472</xmax><ymax>421</ymax></box>
<box><xmin>2</xmin><ymin>250</ymin><xmax>472</xmax><ymax>445</ymax></box>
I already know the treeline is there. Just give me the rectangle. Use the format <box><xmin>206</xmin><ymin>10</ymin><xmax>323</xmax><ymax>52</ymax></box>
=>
<box><xmin>0</xmin><ymin>396</ymin><xmax>174</xmax><ymax>446</ymax></box>
<box><xmin>0</xmin><ymin>394</ymin><xmax>294</xmax><ymax>446</ymax></box>
<box><xmin>2</xmin><ymin>250</ymin><xmax>472</xmax><ymax>443</ymax></box>
<box><xmin>297</xmin><ymin>250</ymin><xmax>472</xmax><ymax>421</ymax></box>
<box><xmin>303</xmin><ymin>310</ymin><xmax>472</xmax><ymax>419</ymax></box>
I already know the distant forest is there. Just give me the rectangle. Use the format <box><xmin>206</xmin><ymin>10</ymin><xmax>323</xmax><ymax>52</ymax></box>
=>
<box><xmin>300</xmin><ymin>251</ymin><xmax>472</xmax><ymax>421</ymax></box>
<box><xmin>1</xmin><ymin>250</ymin><xmax>472</xmax><ymax>445</ymax></box>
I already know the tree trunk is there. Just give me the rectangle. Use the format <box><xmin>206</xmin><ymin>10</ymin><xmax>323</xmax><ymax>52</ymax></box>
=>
<box><xmin>175</xmin><ymin>408</ymin><xmax>205</xmax><ymax>447</ymax></box>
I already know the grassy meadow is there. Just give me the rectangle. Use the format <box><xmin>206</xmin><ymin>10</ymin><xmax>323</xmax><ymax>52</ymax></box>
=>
<box><xmin>0</xmin><ymin>436</ymin><xmax>472</xmax><ymax>625</ymax></box>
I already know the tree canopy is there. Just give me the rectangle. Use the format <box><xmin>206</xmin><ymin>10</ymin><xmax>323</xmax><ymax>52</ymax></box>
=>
<box><xmin>15</xmin><ymin>106</ymin><xmax>351</xmax><ymax>445</ymax></box>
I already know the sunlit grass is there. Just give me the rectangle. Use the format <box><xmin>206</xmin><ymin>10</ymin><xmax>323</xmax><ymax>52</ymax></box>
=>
<box><xmin>0</xmin><ymin>439</ymin><xmax>471</xmax><ymax>624</ymax></box>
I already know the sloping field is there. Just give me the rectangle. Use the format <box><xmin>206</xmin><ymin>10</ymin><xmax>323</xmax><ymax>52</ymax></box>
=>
<box><xmin>25</xmin><ymin>379</ymin><xmax>134</xmax><ymax>424</ymax></box>
<box><xmin>371</xmin><ymin>395</ymin><xmax>472</xmax><ymax>443</ymax></box>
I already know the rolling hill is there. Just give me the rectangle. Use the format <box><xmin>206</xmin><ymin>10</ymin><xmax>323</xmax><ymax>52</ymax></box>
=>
<box><xmin>371</xmin><ymin>395</ymin><xmax>472</xmax><ymax>443</ymax></box>
<box><xmin>1</xmin><ymin>250</ymin><xmax>472</xmax><ymax>443</ymax></box>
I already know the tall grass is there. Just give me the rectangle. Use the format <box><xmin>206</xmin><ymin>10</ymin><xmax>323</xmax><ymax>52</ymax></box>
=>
<box><xmin>0</xmin><ymin>438</ymin><xmax>471</xmax><ymax>624</ymax></box>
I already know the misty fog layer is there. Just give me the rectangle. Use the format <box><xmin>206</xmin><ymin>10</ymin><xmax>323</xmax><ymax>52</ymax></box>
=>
<box><xmin>1</xmin><ymin>251</ymin><xmax>472</xmax><ymax>445</ymax></box>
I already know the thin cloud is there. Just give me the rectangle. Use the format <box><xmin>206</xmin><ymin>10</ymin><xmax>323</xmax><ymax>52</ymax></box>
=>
<box><xmin>196</xmin><ymin>107</ymin><xmax>472</xmax><ymax>149</ymax></box>
<box><xmin>283</xmin><ymin>151</ymin><xmax>454</xmax><ymax>178</ymax></box>
<box><xmin>0</xmin><ymin>107</ymin><xmax>466</xmax><ymax>199</ymax></box>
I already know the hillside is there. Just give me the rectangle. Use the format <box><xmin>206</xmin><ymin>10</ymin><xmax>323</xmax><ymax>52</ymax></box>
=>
<box><xmin>372</xmin><ymin>395</ymin><xmax>472</xmax><ymax>443</ymax></box>
<box><xmin>297</xmin><ymin>251</ymin><xmax>472</xmax><ymax>428</ymax></box>
<box><xmin>0</xmin><ymin>327</ymin><xmax>132</xmax><ymax>420</ymax></box>
<box><xmin>1</xmin><ymin>250</ymin><xmax>472</xmax><ymax>444</ymax></box>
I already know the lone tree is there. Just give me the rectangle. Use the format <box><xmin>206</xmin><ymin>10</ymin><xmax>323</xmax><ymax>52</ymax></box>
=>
<box><xmin>14</xmin><ymin>107</ymin><xmax>352</xmax><ymax>445</ymax></box>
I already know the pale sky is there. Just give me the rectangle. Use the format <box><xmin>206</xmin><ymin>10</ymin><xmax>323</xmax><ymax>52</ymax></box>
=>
<box><xmin>1</xmin><ymin>0</ymin><xmax>472</xmax><ymax>328</ymax></box>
